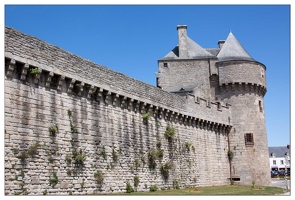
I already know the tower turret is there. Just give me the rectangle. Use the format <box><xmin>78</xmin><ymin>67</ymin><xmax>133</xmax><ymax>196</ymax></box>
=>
<box><xmin>217</xmin><ymin>32</ymin><xmax>271</xmax><ymax>186</ymax></box>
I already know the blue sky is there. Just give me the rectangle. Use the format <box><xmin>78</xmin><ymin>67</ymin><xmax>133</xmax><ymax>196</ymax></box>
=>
<box><xmin>4</xmin><ymin>4</ymin><xmax>290</xmax><ymax>147</ymax></box>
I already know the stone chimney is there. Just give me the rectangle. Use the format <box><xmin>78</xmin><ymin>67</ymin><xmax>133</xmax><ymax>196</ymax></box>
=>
<box><xmin>218</xmin><ymin>40</ymin><xmax>225</xmax><ymax>49</ymax></box>
<box><xmin>177</xmin><ymin>25</ymin><xmax>188</xmax><ymax>58</ymax></box>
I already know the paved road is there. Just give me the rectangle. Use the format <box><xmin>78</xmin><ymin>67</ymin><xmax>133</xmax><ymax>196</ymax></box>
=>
<box><xmin>271</xmin><ymin>179</ymin><xmax>290</xmax><ymax>195</ymax></box>
<box><xmin>271</xmin><ymin>179</ymin><xmax>290</xmax><ymax>189</ymax></box>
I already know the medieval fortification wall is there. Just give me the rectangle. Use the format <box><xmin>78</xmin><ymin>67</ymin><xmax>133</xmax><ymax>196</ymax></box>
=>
<box><xmin>4</xmin><ymin>27</ymin><xmax>232</xmax><ymax>195</ymax></box>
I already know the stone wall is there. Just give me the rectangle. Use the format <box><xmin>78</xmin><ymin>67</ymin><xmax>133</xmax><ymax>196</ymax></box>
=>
<box><xmin>4</xmin><ymin>27</ymin><xmax>232</xmax><ymax>195</ymax></box>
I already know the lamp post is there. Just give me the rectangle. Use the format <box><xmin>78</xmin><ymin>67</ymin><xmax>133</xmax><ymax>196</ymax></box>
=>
<box><xmin>285</xmin><ymin>144</ymin><xmax>290</xmax><ymax>192</ymax></box>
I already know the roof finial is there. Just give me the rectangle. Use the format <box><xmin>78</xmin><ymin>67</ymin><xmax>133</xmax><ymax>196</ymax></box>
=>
<box><xmin>230</xmin><ymin>29</ymin><xmax>232</xmax><ymax>33</ymax></box>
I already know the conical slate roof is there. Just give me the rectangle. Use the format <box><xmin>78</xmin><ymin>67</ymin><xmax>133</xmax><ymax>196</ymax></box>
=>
<box><xmin>160</xmin><ymin>36</ymin><xmax>216</xmax><ymax>60</ymax></box>
<box><xmin>217</xmin><ymin>32</ymin><xmax>255</xmax><ymax>62</ymax></box>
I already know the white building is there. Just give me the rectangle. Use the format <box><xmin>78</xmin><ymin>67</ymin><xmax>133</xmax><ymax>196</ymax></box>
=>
<box><xmin>269</xmin><ymin>146</ymin><xmax>290</xmax><ymax>171</ymax></box>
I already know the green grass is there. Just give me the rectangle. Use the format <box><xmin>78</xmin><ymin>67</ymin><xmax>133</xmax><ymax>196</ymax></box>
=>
<box><xmin>113</xmin><ymin>185</ymin><xmax>285</xmax><ymax>195</ymax></box>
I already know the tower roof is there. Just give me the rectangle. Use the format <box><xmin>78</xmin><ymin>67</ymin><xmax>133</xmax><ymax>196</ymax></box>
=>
<box><xmin>217</xmin><ymin>32</ymin><xmax>255</xmax><ymax>62</ymax></box>
<box><xmin>160</xmin><ymin>36</ymin><xmax>216</xmax><ymax>60</ymax></box>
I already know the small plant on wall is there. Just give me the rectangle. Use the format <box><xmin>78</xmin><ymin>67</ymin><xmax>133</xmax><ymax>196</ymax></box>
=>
<box><xmin>148</xmin><ymin>148</ymin><xmax>158</xmax><ymax>169</ymax></box>
<box><xmin>228</xmin><ymin>150</ymin><xmax>234</xmax><ymax>161</ymax></box>
<box><xmin>160</xmin><ymin>161</ymin><xmax>173</xmax><ymax>181</ymax></box>
<box><xmin>72</xmin><ymin>149</ymin><xmax>86</xmax><ymax>167</ymax></box>
<box><xmin>29</xmin><ymin>67</ymin><xmax>41</xmax><ymax>75</ymax></box>
<box><xmin>185</xmin><ymin>141</ymin><xmax>193</xmax><ymax>151</ymax></box>
<box><xmin>164</xmin><ymin>125</ymin><xmax>176</xmax><ymax>142</ymax></box>
<box><xmin>48</xmin><ymin>124</ymin><xmax>58</xmax><ymax>137</ymax></box>
<box><xmin>142</xmin><ymin>112</ymin><xmax>151</xmax><ymax>120</ymax></box>
<box><xmin>49</xmin><ymin>171</ymin><xmax>58</xmax><ymax>188</ymax></box>
<box><xmin>94</xmin><ymin>170</ymin><xmax>104</xmax><ymax>187</ymax></box>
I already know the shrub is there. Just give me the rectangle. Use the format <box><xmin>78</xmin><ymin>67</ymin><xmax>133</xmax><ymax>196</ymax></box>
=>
<box><xmin>173</xmin><ymin>179</ymin><xmax>180</xmax><ymax>189</ymax></box>
<box><xmin>73</xmin><ymin>149</ymin><xmax>86</xmax><ymax>166</ymax></box>
<box><xmin>49</xmin><ymin>172</ymin><xmax>58</xmax><ymax>188</ymax></box>
<box><xmin>185</xmin><ymin>142</ymin><xmax>193</xmax><ymax>151</ymax></box>
<box><xmin>100</xmin><ymin>146</ymin><xmax>107</xmax><ymax>160</ymax></box>
<box><xmin>160</xmin><ymin>162</ymin><xmax>173</xmax><ymax>180</ymax></box>
<box><xmin>228</xmin><ymin>150</ymin><xmax>234</xmax><ymax>161</ymax></box>
<box><xmin>29</xmin><ymin>67</ymin><xmax>41</xmax><ymax>74</ymax></box>
<box><xmin>148</xmin><ymin>148</ymin><xmax>158</xmax><ymax>169</ymax></box>
<box><xmin>65</xmin><ymin>154</ymin><xmax>72</xmax><ymax>164</ymax></box>
<box><xmin>252</xmin><ymin>181</ymin><xmax>255</xmax><ymax>189</ymax></box>
<box><xmin>27</xmin><ymin>142</ymin><xmax>41</xmax><ymax>157</ymax></box>
<box><xmin>94</xmin><ymin>170</ymin><xmax>104</xmax><ymax>185</ymax></box>
<box><xmin>164</xmin><ymin>125</ymin><xmax>176</xmax><ymax>141</ymax></box>
<box><xmin>142</xmin><ymin>112</ymin><xmax>151</xmax><ymax>120</ymax></box>
<box><xmin>157</xmin><ymin>149</ymin><xmax>164</xmax><ymax>159</ymax></box>
<box><xmin>18</xmin><ymin>151</ymin><xmax>28</xmax><ymax>163</ymax></box>
<box><xmin>134</xmin><ymin>176</ymin><xmax>140</xmax><ymax>188</ymax></box>
<box><xmin>149</xmin><ymin>184</ymin><xmax>158</xmax><ymax>192</ymax></box>
<box><xmin>156</xmin><ymin>141</ymin><xmax>162</xmax><ymax>149</ymax></box>
<box><xmin>126</xmin><ymin>182</ymin><xmax>134</xmax><ymax>193</ymax></box>
<box><xmin>48</xmin><ymin>124</ymin><xmax>58</xmax><ymax>137</ymax></box>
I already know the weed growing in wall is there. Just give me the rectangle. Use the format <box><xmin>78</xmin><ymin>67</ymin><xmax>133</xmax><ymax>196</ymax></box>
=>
<box><xmin>164</xmin><ymin>125</ymin><xmax>176</xmax><ymax>142</ymax></box>
<box><xmin>185</xmin><ymin>142</ymin><xmax>193</xmax><ymax>151</ymax></box>
<box><xmin>48</xmin><ymin>124</ymin><xmax>58</xmax><ymax>137</ymax></box>
<box><xmin>100</xmin><ymin>146</ymin><xmax>107</xmax><ymax>160</ymax></box>
<box><xmin>160</xmin><ymin>161</ymin><xmax>173</xmax><ymax>181</ymax></box>
<box><xmin>18</xmin><ymin>150</ymin><xmax>28</xmax><ymax>164</ymax></box>
<box><xmin>228</xmin><ymin>150</ymin><xmax>234</xmax><ymax>161</ymax></box>
<box><xmin>94</xmin><ymin>170</ymin><xmax>104</xmax><ymax>186</ymax></box>
<box><xmin>173</xmin><ymin>179</ymin><xmax>180</xmax><ymax>189</ymax></box>
<box><xmin>148</xmin><ymin>148</ymin><xmax>158</xmax><ymax>169</ymax></box>
<box><xmin>134</xmin><ymin>176</ymin><xmax>140</xmax><ymax>188</ymax></box>
<box><xmin>49</xmin><ymin>172</ymin><xmax>58</xmax><ymax>188</ymax></box>
<box><xmin>66</xmin><ymin>154</ymin><xmax>72</xmax><ymax>164</ymax></box>
<box><xmin>29</xmin><ymin>67</ymin><xmax>41</xmax><ymax>74</ymax></box>
<box><xmin>27</xmin><ymin>141</ymin><xmax>41</xmax><ymax>157</ymax></box>
<box><xmin>72</xmin><ymin>149</ymin><xmax>86</xmax><ymax>167</ymax></box>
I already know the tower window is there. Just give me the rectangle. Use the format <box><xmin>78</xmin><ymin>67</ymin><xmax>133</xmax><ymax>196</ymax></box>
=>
<box><xmin>258</xmin><ymin>101</ymin><xmax>263</xmax><ymax>112</ymax></box>
<box><xmin>273</xmin><ymin>160</ymin><xmax>276</xmax><ymax>165</ymax></box>
<box><xmin>244</xmin><ymin>133</ymin><xmax>254</xmax><ymax>146</ymax></box>
<box><xmin>163</xmin><ymin>63</ymin><xmax>168</xmax><ymax>68</ymax></box>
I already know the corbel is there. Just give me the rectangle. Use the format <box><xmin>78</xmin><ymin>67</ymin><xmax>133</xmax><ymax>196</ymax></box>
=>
<box><xmin>45</xmin><ymin>72</ymin><xmax>54</xmax><ymax>88</ymax></box>
<box><xmin>105</xmin><ymin>91</ymin><xmax>112</xmax><ymax>105</ymax></box>
<box><xmin>77</xmin><ymin>82</ymin><xmax>85</xmax><ymax>96</ymax></box>
<box><xmin>67</xmin><ymin>78</ymin><xmax>76</xmax><ymax>93</ymax></box>
<box><xmin>20</xmin><ymin>63</ymin><xmax>29</xmax><ymax>80</ymax></box>
<box><xmin>33</xmin><ymin>68</ymin><xmax>42</xmax><ymax>84</ymax></box>
<box><xmin>6</xmin><ymin>59</ymin><xmax>15</xmax><ymax>77</ymax></box>
<box><xmin>57</xmin><ymin>75</ymin><xmax>65</xmax><ymax>91</ymax></box>
<box><xmin>87</xmin><ymin>85</ymin><xmax>95</xmax><ymax>99</ymax></box>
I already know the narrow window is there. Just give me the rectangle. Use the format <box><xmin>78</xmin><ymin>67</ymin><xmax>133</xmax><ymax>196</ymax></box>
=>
<box><xmin>258</xmin><ymin>100</ymin><xmax>263</xmax><ymax>112</ymax></box>
<box><xmin>244</xmin><ymin>133</ymin><xmax>254</xmax><ymax>146</ymax></box>
<box><xmin>163</xmin><ymin>63</ymin><xmax>168</xmax><ymax>68</ymax></box>
<box><xmin>280</xmin><ymin>160</ymin><xmax>284</xmax><ymax>165</ymax></box>
<box><xmin>217</xmin><ymin>102</ymin><xmax>221</xmax><ymax>110</ymax></box>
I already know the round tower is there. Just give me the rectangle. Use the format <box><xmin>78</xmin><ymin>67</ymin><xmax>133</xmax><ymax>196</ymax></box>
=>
<box><xmin>217</xmin><ymin>32</ymin><xmax>271</xmax><ymax>186</ymax></box>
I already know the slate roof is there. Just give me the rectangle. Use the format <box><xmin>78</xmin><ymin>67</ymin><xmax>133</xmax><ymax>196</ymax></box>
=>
<box><xmin>217</xmin><ymin>32</ymin><xmax>255</xmax><ymax>62</ymax></box>
<box><xmin>268</xmin><ymin>146</ymin><xmax>290</xmax><ymax>158</ymax></box>
<box><xmin>160</xmin><ymin>30</ymin><xmax>256</xmax><ymax>62</ymax></box>
<box><xmin>160</xmin><ymin>36</ymin><xmax>216</xmax><ymax>60</ymax></box>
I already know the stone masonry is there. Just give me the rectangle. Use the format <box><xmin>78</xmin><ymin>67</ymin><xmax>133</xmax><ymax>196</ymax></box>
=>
<box><xmin>4</xmin><ymin>24</ymin><xmax>271</xmax><ymax>195</ymax></box>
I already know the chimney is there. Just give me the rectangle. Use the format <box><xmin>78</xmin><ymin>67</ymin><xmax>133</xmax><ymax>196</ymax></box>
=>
<box><xmin>177</xmin><ymin>25</ymin><xmax>188</xmax><ymax>58</ymax></box>
<box><xmin>218</xmin><ymin>40</ymin><xmax>225</xmax><ymax>49</ymax></box>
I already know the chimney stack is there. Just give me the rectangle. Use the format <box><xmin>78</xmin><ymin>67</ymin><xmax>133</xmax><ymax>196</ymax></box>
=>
<box><xmin>177</xmin><ymin>25</ymin><xmax>188</xmax><ymax>58</ymax></box>
<box><xmin>218</xmin><ymin>40</ymin><xmax>225</xmax><ymax>49</ymax></box>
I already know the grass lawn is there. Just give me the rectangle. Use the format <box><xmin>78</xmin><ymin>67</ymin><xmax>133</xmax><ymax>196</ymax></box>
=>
<box><xmin>113</xmin><ymin>185</ymin><xmax>285</xmax><ymax>195</ymax></box>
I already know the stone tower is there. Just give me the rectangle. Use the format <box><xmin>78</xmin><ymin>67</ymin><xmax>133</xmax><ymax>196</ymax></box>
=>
<box><xmin>157</xmin><ymin>25</ymin><xmax>271</xmax><ymax>186</ymax></box>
